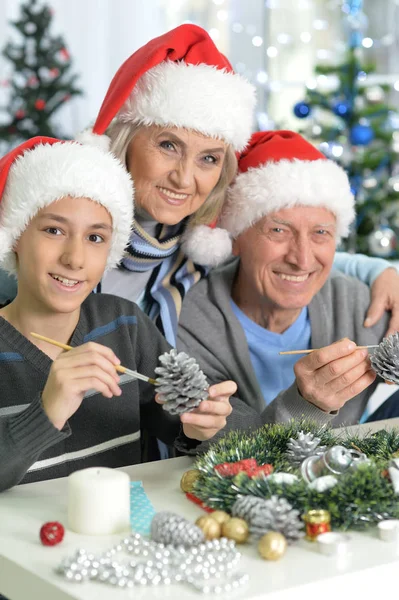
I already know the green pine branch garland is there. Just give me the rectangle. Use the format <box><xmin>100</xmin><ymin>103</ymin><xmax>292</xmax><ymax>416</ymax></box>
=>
<box><xmin>193</xmin><ymin>421</ymin><xmax>399</xmax><ymax>531</ymax></box>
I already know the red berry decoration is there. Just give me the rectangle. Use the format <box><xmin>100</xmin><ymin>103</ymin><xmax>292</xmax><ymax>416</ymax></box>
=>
<box><xmin>35</xmin><ymin>99</ymin><xmax>46</xmax><ymax>110</ymax></box>
<box><xmin>40</xmin><ymin>521</ymin><xmax>65</xmax><ymax>546</ymax></box>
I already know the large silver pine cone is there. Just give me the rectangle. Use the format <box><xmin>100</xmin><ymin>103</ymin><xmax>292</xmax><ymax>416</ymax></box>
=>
<box><xmin>232</xmin><ymin>495</ymin><xmax>304</xmax><ymax>542</ymax></box>
<box><xmin>155</xmin><ymin>349</ymin><xmax>208</xmax><ymax>415</ymax></box>
<box><xmin>370</xmin><ymin>332</ymin><xmax>399</xmax><ymax>384</ymax></box>
<box><xmin>286</xmin><ymin>431</ymin><xmax>326</xmax><ymax>466</ymax></box>
<box><xmin>151</xmin><ymin>511</ymin><xmax>205</xmax><ymax>546</ymax></box>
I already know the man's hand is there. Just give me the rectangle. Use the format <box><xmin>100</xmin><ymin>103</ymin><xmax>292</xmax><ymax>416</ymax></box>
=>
<box><xmin>42</xmin><ymin>342</ymin><xmax>122</xmax><ymax>430</ymax></box>
<box><xmin>294</xmin><ymin>338</ymin><xmax>376</xmax><ymax>413</ymax></box>
<box><xmin>365</xmin><ymin>267</ymin><xmax>399</xmax><ymax>337</ymax></box>
<box><xmin>156</xmin><ymin>380</ymin><xmax>236</xmax><ymax>441</ymax></box>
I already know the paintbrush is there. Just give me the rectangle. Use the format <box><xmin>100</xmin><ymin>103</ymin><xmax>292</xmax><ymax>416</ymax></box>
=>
<box><xmin>30</xmin><ymin>332</ymin><xmax>157</xmax><ymax>385</ymax></box>
<box><xmin>279</xmin><ymin>345</ymin><xmax>379</xmax><ymax>355</ymax></box>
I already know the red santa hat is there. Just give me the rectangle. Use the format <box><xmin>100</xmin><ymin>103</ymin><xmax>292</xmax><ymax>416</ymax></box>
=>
<box><xmin>0</xmin><ymin>137</ymin><xmax>134</xmax><ymax>276</ymax></box>
<box><xmin>78</xmin><ymin>24</ymin><xmax>256</xmax><ymax>153</ymax></box>
<box><xmin>185</xmin><ymin>130</ymin><xmax>355</xmax><ymax>266</ymax></box>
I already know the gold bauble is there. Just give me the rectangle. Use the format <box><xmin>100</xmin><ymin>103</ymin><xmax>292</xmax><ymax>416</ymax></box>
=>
<box><xmin>221</xmin><ymin>517</ymin><xmax>249</xmax><ymax>544</ymax></box>
<box><xmin>180</xmin><ymin>469</ymin><xmax>201</xmax><ymax>493</ymax></box>
<box><xmin>209</xmin><ymin>510</ymin><xmax>231</xmax><ymax>526</ymax></box>
<box><xmin>258</xmin><ymin>532</ymin><xmax>287</xmax><ymax>561</ymax></box>
<box><xmin>195</xmin><ymin>515</ymin><xmax>221</xmax><ymax>540</ymax></box>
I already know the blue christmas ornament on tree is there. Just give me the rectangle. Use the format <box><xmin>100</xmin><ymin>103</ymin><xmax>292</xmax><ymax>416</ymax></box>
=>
<box><xmin>293</xmin><ymin>101</ymin><xmax>311</xmax><ymax>119</ymax></box>
<box><xmin>332</xmin><ymin>100</ymin><xmax>351</xmax><ymax>118</ymax></box>
<box><xmin>350</xmin><ymin>123</ymin><xmax>374</xmax><ymax>145</ymax></box>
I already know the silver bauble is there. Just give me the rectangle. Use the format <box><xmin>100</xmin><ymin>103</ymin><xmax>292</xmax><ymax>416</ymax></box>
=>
<box><xmin>368</xmin><ymin>226</ymin><xmax>396</xmax><ymax>257</ymax></box>
<box><xmin>301</xmin><ymin>445</ymin><xmax>369</xmax><ymax>483</ymax></box>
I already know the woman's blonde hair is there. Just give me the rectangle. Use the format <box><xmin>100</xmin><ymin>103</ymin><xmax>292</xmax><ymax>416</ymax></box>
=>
<box><xmin>106</xmin><ymin>120</ymin><xmax>237</xmax><ymax>228</ymax></box>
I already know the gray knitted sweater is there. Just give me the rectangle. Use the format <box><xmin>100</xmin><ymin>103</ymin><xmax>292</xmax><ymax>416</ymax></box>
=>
<box><xmin>177</xmin><ymin>259</ymin><xmax>389</xmax><ymax>427</ymax></box>
<box><xmin>0</xmin><ymin>293</ymin><xmax>262</xmax><ymax>492</ymax></box>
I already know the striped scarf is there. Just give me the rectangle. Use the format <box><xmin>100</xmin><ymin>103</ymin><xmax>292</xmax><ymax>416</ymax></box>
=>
<box><xmin>120</xmin><ymin>220</ymin><xmax>208</xmax><ymax>345</ymax></box>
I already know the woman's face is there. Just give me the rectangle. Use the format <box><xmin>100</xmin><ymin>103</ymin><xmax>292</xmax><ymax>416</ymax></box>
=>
<box><xmin>127</xmin><ymin>125</ymin><xmax>227</xmax><ymax>225</ymax></box>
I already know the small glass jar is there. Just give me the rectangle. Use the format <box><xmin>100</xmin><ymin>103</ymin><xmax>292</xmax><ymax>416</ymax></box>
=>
<box><xmin>303</xmin><ymin>509</ymin><xmax>331</xmax><ymax>541</ymax></box>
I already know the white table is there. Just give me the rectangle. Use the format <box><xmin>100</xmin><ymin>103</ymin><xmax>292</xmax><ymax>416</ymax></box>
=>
<box><xmin>2</xmin><ymin>420</ymin><xmax>399</xmax><ymax>600</ymax></box>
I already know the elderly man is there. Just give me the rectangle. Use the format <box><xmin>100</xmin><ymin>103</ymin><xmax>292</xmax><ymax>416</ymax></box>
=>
<box><xmin>178</xmin><ymin>130</ymin><xmax>396</xmax><ymax>426</ymax></box>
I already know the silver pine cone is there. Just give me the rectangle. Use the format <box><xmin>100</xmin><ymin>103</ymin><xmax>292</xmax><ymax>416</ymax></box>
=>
<box><xmin>286</xmin><ymin>430</ymin><xmax>326</xmax><ymax>466</ymax></box>
<box><xmin>151</xmin><ymin>511</ymin><xmax>205</xmax><ymax>546</ymax></box>
<box><xmin>232</xmin><ymin>495</ymin><xmax>304</xmax><ymax>542</ymax></box>
<box><xmin>155</xmin><ymin>349</ymin><xmax>208</xmax><ymax>415</ymax></box>
<box><xmin>370</xmin><ymin>332</ymin><xmax>399</xmax><ymax>384</ymax></box>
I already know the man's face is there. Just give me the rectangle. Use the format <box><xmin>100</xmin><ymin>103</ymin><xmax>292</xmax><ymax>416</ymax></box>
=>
<box><xmin>233</xmin><ymin>206</ymin><xmax>337</xmax><ymax>313</ymax></box>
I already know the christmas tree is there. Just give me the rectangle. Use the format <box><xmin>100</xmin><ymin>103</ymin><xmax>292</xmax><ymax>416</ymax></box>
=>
<box><xmin>0</xmin><ymin>0</ymin><xmax>82</xmax><ymax>152</ymax></box>
<box><xmin>293</xmin><ymin>0</ymin><xmax>399</xmax><ymax>258</ymax></box>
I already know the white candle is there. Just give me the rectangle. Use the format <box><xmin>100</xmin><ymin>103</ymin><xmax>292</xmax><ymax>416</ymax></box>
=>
<box><xmin>377</xmin><ymin>519</ymin><xmax>399</xmax><ymax>542</ymax></box>
<box><xmin>68</xmin><ymin>467</ymin><xmax>130</xmax><ymax>535</ymax></box>
<box><xmin>317</xmin><ymin>532</ymin><xmax>350</xmax><ymax>556</ymax></box>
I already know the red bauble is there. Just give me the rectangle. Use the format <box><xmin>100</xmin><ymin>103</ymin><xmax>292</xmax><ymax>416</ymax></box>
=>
<box><xmin>60</xmin><ymin>48</ymin><xmax>70</xmax><ymax>60</ymax></box>
<box><xmin>50</xmin><ymin>68</ymin><xmax>59</xmax><ymax>77</ymax></box>
<box><xmin>35</xmin><ymin>99</ymin><xmax>46</xmax><ymax>110</ymax></box>
<box><xmin>40</xmin><ymin>521</ymin><xmax>65</xmax><ymax>546</ymax></box>
<box><xmin>15</xmin><ymin>109</ymin><xmax>25</xmax><ymax>120</ymax></box>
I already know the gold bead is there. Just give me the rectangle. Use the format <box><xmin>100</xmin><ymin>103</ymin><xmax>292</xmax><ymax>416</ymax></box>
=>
<box><xmin>221</xmin><ymin>517</ymin><xmax>249</xmax><ymax>544</ymax></box>
<box><xmin>258</xmin><ymin>532</ymin><xmax>287</xmax><ymax>561</ymax></box>
<box><xmin>180</xmin><ymin>469</ymin><xmax>201</xmax><ymax>493</ymax></box>
<box><xmin>209</xmin><ymin>510</ymin><xmax>231</xmax><ymax>526</ymax></box>
<box><xmin>195</xmin><ymin>515</ymin><xmax>221</xmax><ymax>540</ymax></box>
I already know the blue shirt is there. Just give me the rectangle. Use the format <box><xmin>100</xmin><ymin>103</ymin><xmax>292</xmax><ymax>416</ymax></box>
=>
<box><xmin>230</xmin><ymin>300</ymin><xmax>311</xmax><ymax>405</ymax></box>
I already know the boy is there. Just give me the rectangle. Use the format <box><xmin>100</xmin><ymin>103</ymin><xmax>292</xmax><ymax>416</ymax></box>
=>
<box><xmin>0</xmin><ymin>137</ymin><xmax>238</xmax><ymax>492</ymax></box>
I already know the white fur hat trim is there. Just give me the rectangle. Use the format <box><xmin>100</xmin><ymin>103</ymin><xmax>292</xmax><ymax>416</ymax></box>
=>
<box><xmin>222</xmin><ymin>158</ymin><xmax>355</xmax><ymax>240</ymax></box>
<box><xmin>117</xmin><ymin>61</ymin><xmax>256</xmax><ymax>151</ymax></box>
<box><xmin>0</xmin><ymin>142</ymin><xmax>133</xmax><ymax>276</ymax></box>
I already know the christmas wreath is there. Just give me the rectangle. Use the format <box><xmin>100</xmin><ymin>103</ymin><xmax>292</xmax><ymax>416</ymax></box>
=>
<box><xmin>192</xmin><ymin>421</ymin><xmax>399</xmax><ymax>531</ymax></box>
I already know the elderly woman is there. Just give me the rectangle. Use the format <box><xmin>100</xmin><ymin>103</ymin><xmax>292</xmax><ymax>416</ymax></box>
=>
<box><xmin>0</xmin><ymin>24</ymin><xmax>398</xmax><ymax>343</ymax></box>
<box><xmin>177</xmin><ymin>130</ymin><xmax>399</xmax><ymax>426</ymax></box>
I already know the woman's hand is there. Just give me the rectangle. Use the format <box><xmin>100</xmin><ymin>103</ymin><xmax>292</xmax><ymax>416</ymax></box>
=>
<box><xmin>41</xmin><ymin>342</ymin><xmax>122</xmax><ymax>430</ymax></box>
<box><xmin>364</xmin><ymin>267</ymin><xmax>399</xmax><ymax>337</ymax></box>
<box><xmin>156</xmin><ymin>380</ymin><xmax>236</xmax><ymax>441</ymax></box>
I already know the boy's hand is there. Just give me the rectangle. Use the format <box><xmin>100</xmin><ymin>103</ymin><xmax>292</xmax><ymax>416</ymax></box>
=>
<box><xmin>41</xmin><ymin>342</ymin><xmax>122</xmax><ymax>430</ymax></box>
<box><xmin>156</xmin><ymin>380</ymin><xmax>236</xmax><ymax>441</ymax></box>
<box><xmin>294</xmin><ymin>338</ymin><xmax>376</xmax><ymax>413</ymax></box>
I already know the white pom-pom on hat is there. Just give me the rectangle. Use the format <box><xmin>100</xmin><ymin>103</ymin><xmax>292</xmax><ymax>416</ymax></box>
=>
<box><xmin>182</xmin><ymin>224</ymin><xmax>232</xmax><ymax>267</ymax></box>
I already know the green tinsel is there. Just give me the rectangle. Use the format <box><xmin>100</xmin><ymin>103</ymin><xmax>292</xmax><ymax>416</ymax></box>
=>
<box><xmin>193</xmin><ymin>421</ymin><xmax>399</xmax><ymax>531</ymax></box>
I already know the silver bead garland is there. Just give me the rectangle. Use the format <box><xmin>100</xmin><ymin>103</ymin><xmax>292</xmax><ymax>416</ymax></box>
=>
<box><xmin>155</xmin><ymin>349</ymin><xmax>208</xmax><ymax>415</ymax></box>
<box><xmin>56</xmin><ymin>532</ymin><xmax>248</xmax><ymax>594</ymax></box>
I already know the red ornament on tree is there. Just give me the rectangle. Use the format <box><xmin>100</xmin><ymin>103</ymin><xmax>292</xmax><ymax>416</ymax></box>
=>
<box><xmin>39</xmin><ymin>521</ymin><xmax>65</xmax><ymax>546</ymax></box>
<box><xmin>50</xmin><ymin>68</ymin><xmax>59</xmax><ymax>77</ymax></box>
<box><xmin>59</xmin><ymin>47</ymin><xmax>70</xmax><ymax>61</ymax></box>
<box><xmin>15</xmin><ymin>109</ymin><xmax>26</xmax><ymax>120</ymax></box>
<box><xmin>35</xmin><ymin>99</ymin><xmax>46</xmax><ymax>110</ymax></box>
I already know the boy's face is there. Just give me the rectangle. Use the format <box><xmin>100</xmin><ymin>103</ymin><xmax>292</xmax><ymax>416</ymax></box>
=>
<box><xmin>14</xmin><ymin>196</ymin><xmax>113</xmax><ymax>314</ymax></box>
